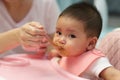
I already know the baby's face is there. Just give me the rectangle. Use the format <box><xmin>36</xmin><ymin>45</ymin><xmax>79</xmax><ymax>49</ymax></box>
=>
<box><xmin>53</xmin><ymin>17</ymin><xmax>91</xmax><ymax>57</ymax></box>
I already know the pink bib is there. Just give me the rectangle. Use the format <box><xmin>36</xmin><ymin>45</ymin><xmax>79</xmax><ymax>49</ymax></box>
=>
<box><xmin>59</xmin><ymin>49</ymin><xmax>105</xmax><ymax>75</ymax></box>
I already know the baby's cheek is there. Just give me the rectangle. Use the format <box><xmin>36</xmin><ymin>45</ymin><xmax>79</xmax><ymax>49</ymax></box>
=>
<box><xmin>67</xmin><ymin>44</ymin><xmax>76</xmax><ymax>51</ymax></box>
<box><xmin>65</xmin><ymin>45</ymin><xmax>72</xmax><ymax>51</ymax></box>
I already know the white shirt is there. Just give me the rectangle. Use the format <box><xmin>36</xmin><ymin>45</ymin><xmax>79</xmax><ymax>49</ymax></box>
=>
<box><xmin>81</xmin><ymin>57</ymin><xmax>112</xmax><ymax>80</ymax></box>
<box><xmin>0</xmin><ymin>0</ymin><xmax>60</xmax><ymax>55</ymax></box>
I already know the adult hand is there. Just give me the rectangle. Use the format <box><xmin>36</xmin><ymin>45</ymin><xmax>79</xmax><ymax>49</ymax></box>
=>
<box><xmin>19</xmin><ymin>22</ymin><xmax>48</xmax><ymax>53</ymax></box>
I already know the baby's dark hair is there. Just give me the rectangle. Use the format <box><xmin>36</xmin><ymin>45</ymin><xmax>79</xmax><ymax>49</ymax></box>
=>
<box><xmin>59</xmin><ymin>2</ymin><xmax>102</xmax><ymax>38</ymax></box>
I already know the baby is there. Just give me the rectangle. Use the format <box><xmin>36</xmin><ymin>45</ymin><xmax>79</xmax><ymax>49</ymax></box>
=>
<box><xmin>51</xmin><ymin>2</ymin><xmax>120</xmax><ymax>80</ymax></box>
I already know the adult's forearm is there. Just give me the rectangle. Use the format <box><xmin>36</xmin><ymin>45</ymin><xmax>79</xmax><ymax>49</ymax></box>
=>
<box><xmin>0</xmin><ymin>28</ymin><xmax>20</xmax><ymax>53</ymax></box>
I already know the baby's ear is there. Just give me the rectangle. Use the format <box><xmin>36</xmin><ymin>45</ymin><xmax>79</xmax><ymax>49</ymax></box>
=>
<box><xmin>87</xmin><ymin>37</ymin><xmax>97</xmax><ymax>50</ymax></box>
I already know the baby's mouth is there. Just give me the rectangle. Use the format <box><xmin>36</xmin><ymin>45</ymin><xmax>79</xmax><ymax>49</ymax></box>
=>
<box><xmin>54</xmin><ymin>43</ymin><xmax>69</xmax><ymax>56</ymax></box>
<box><xmin>54</xmin><ymin>43</ymin><xmax>64</xmax><ymax>51</ymax></box>
<box><xmin>57</xmin><ymin>46</ymin><xmax>64</xmax><ymax>50</ymax></box>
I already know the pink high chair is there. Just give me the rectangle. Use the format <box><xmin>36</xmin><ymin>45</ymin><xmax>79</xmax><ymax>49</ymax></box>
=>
<box><xmin>0</xmin><ymin>54</ymin><xmax>89</xmax><ymax>80</ymax></box>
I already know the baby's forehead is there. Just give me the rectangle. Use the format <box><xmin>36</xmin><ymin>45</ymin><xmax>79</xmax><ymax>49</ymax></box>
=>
<box><xmin>56</xmin><ymin>26</ymin><xmax>86</xmax><ymax>34</ymax></box>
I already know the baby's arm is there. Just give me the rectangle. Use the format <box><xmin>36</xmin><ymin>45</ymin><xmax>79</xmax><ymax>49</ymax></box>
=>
<box><xmin>100</xmin><ymin>67</ymin><xmax>120</xmax><ymax>80</ymax></box>
<box><xmin>89</xmin><ymin>57</ymin><xmax>120</xmax><ymax>80</ymax></box>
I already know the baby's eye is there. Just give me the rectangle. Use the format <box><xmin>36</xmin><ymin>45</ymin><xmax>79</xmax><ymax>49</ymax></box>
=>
<box><xmin>56</xmin><ymin>31</ymin><xmax>62</xmax><ymax>35</ymax></box>
<box><xmin>69</xmin><ymin>34</ymin><xmax>76</xmax><ymax>38</ymax></box>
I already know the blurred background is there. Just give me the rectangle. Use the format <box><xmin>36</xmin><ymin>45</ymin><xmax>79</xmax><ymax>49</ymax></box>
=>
<box><xmin>107</xmin><ymin>0</ymin><xmax>120</xmax><ymax>29</ymax></box>
<box><xmin>56</xmin><ymin>0</ymin><xmax>120</xmax><ymax>38</ymax></box>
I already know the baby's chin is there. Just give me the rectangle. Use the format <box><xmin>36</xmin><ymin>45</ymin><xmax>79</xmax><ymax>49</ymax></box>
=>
<box><xmin>58</xmin><ymin>50</ymin><xmax>70</xmax><ymax>57</ymax></box>
<box><xmin>59</xmin><ymin>51</ymin><xmax>83</xmax><ymax>57</ymax></box>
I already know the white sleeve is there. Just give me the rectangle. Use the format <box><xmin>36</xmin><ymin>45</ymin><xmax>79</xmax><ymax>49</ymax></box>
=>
<box><xmin>87</xmin><ymin>57</ymin><xmax>112</xmax><ymax>78</ymax></box>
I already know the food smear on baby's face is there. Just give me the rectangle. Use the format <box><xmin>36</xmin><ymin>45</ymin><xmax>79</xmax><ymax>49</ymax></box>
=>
<box><xmin>54</xmin><ymin>42</ymin><xmax>68</xmax><ymax>56</ymax></box>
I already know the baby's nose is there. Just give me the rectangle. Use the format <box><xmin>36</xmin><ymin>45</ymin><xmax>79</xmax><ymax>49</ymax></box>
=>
<box><xmin>58</xmin><ymin>37</ymin><xmax>66</xmax><ymax>44</ymax></box>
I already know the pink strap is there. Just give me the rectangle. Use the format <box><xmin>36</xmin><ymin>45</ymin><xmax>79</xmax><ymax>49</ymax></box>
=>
<box><xmin>0</xmin><ymin>56</ymin><xmax>29</xmax><ymax>66</ymax></box>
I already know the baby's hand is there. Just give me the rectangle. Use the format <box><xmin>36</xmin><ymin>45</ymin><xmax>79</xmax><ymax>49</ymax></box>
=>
<box><xmin>19</xmin><ymin>22</ymin><xmax>48</xmax><ymax>53</ymax></box>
